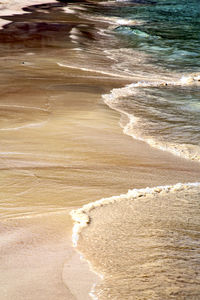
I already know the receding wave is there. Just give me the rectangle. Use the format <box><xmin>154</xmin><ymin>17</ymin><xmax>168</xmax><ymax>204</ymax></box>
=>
<box><xmin>71</xmin><ymin>182</ymin><xmax>200</xmax><ymax>247</ymax></box>
<box><xmin>71</xmin><ymin>182</ymin><xmax>200</xmax><ymax>299</ymax></box>
<box><xmin>103</xmin><ymin>74</ymin><xmax>200</xmax><ymax>162</ymax></box>
<box><xmin>57</xmin><ymin>62</ymin><xmax>134</xmax><ymax>79</ymax></box>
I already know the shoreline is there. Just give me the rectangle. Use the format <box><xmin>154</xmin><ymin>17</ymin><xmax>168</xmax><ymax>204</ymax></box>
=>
<box><xmin>71</xmin><ymin>182</ymin><xmax>200</xmax><ymax>298</ymax></box>
<box><xmin>103</xmin><ymin>78</ymin><xmax>200</xmax><ymax>163</ymax></box>
<box><xmin>1</xmin><ymin>65</ymin><xmax>200</xmax><ymax>298</ymax></box>
<box><xmin>74</xmin><ymin>181</ymin><xmax>200</xmax><ymax>299</ymax></box>
<box><xmin>0</xmin><ymin>1</ymin><xmax>200</xmax><ymax>299</ymax></box>
<box><xmin>0</xmin><ymin>0</ymin><xmax>58</xmax><ymax>28</ymax></box>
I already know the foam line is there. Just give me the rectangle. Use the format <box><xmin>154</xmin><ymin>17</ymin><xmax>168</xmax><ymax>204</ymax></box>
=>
<box><xmin>57</xmin><ymin>62</ymin><xmax>134</xmax><ymax>79</ymax></box>
<box><xmin>0</xmin><ymin>120</ymin><xmax>47</xmax><ymax>131</ymax></box>
<box><xmin>102</xmin><ymin>74</ymin><xmax>200</xmax><ymax>162</ymax></box>
<box><xmin>70</xmin><ymin>182</ymin><xmax>200</xmax><ymax>299</ymax></box>
<box><xmin>71</xmin><ymin>182</ymin><xmax>200</xmax><ymax>248</ymax></box>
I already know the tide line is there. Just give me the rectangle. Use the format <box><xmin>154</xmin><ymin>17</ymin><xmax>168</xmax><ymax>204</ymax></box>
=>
<box><xmin>57</xmin><ymin>62</ymin><xmax>134</xmax><ymax>79</ymax></box>
<box><xmin>102</xmin><ymin>74</ymin><xmax>200</xmax><ymax>162</ymax></box>
<box><xmin>71</xmin><ymin>182</ymin><xmax>200</xmax><ymax>248</ymax></box>
<box><xmin>0</xmin><ymin>120</ymin><xmax>47</xmax><ymax>131</ymax></box>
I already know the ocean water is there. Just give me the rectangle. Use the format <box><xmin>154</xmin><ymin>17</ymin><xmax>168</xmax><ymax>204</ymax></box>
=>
<box><xmin>72</xmin><ymin>183</ymin><xmax>200</xmax><ymax>299</ymax></box>
<box><xmin>101</xmin><ymin>0</ymin><xmax>200</xmax><ymax>161</ymax></box>
<box><xmin>0</xmin><ymin>0</ymin><xmax>200</xmax><ymax>299</ymax></box>
<box><xmin>58</xmin><ymin>0</ymin><xmax>200</xmax><ymax>161</ymax></box>
<box><xmin>69</xmin><ymin>1</ymin><xmax>200</xmax><ymax>299</ymax></box>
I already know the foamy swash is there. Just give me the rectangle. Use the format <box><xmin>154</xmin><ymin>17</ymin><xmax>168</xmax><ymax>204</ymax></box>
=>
<box><xmin>68</xmin><ymin>1</ymin><xmax>200</xmax><ymax>299</ymax></box>
<box><xmin>71</xmin><ymin>182</ymin><xmax>200</xmax><ymax>300</ymax></box>
<box><xmin>103</xmin><ymin>73</ymin><xmax>200</xmax><ymax>162</ymax></box>
<box><xmin>58</xmin><ymin>1</ymin><xmax>200</xmax><ymax>163</ymax></box>
<box><xmin>71</xmin><ymin>181</ymin><xmax>200</xmax><ymax>248</ymax></box>
<box><xmin>71</xmin><ymin>182</ymin><xmax>200</xmax><ymax>299</ymax></box>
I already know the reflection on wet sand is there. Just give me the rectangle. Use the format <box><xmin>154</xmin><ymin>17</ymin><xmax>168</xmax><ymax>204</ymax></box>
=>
<box><xmin>0</xmin><ymin>1</ymin><xmax>200</xmax><ymax>299</ymax></box>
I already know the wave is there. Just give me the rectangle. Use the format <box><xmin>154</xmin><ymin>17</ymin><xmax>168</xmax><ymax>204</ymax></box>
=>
<box><xmin>71</xmin><ymin>181</ymin><xmax>200</xmax><ymax>300</ymax></box>
<box><xmin>103</xmin><ymin>73</ymin><xmax>200</xmax><ymax>162</ymax></box>
<box><xmin>63</xmin><ymin>2</ymin><xmax>145</xmax><ymax>27</ymax></box>
<box><xmin>67</xmin><ymin>3</ymin><xmax>200</xmax><ymax>299</ymax></box>
<box><xmin>58</xmin><ymin>47</ymin><xmax>200</xmax><ymax>163</ymax></box>
<box><xmin>71</xmin><ymin>182</ymin><xmax>200</xmax><ymax>248</ymax></box>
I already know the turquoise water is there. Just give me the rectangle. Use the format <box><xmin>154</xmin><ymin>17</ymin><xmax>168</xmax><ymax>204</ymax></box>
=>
<box><xmin>112</xmin><ymin>0</ymin><xmax>200</xmax><ymax>71</ymax></box>
<box><xmin>0</xmin><ymin>2</ymin><xmax>199</xmax><ymax>299</ymax></box>
<box><xmin>98</xmin><ymin>0</ymin><xmax>200</xmax><ymax>160</ymax></box>
<box><xmin>65</xmin><ymin>2</ymin><xmax>200</xmax><ymax>299</ymax></box>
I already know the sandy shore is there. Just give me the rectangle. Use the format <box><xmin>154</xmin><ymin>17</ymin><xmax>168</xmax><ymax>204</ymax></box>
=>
<box><xmin>0</xmin><ymin>1</ymin><xmax>200</xmax><ymax>299</ymax></box>
<box><xmin>0</xmin><ymin>211</ymin><xmax>101</xmax><ymax>300</ymax></box>
<box><xmin>0</xmin><ymin>0</ymin><xmax>59</xmax><ymax>28</ymax></box>
<box><xmin>1</xmin><ymin>67</ymin><xmax>200</xmax><ymax>299</ymax></box>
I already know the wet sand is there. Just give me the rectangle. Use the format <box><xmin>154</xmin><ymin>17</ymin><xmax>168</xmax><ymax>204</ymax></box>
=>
<box><xmin>75</xmin><ymin>183</ymin><xmax>200</xmax><ymax>299</ymax></box>
<box><xmin>1</xmin><ymin>64</ymin><xmax>200</xmax><ymax>299</ymax></box>
<box><xmin>0</xmin><ymin>1</ymin><xmax>200</xmax><ymax>299</ymax></box>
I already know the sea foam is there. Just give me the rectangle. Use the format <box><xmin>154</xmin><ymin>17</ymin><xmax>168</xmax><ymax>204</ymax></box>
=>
<box><xmin>102</xmin><ymin>75</ymin><xmax>200</xmax><ymax>162</ymax></box>
<box><xmin>71</xmin><ymin>182</ymin><xmax>200</xmax><ymax>248</ymax></box>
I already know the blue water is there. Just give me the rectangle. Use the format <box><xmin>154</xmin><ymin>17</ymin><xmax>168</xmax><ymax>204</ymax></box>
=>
<box><xmin>110</xmin><ymin>0</ymin><xmax>200</xmax><ymax>71</ymax></box>
<box><xmin>99</xmin><ymin>0</ymin><xmax>200</xmax><ymax>161</ymax></box>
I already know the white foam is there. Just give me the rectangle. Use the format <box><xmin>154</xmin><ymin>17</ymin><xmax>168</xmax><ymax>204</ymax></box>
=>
<box><xmin>71</xmin><ymin>182</ymin><xmax>200</xmax><ymax>248</ymax></box>
<box><xmin>57</xmin><ymin>62</ymin><xmax>133</xmax><ymax>79</ymax></box>
<box><xmin>103</xmin><ymin>77</ymin><xmax>200</xmax><ymax>162</ymax></box>
<box><xmin>99</xmin><ymin>16</ymin><xmax>145</xmax><ymax>27</ymax></box>
<box><xmin>120</xmin><ymin>113</ymin><xmax>200</xmax><ymax>162</ymax></box>
<box><xmin>63</xmin><ymin>5</ymin><xmax>87</xmax><ymax>12</ymax></box>
<box><xmin>70</xmin><ymin>5</ymin><xmax>145</xmax><ymax>29</ymax></box>
<box><xmin>74</xmin><ymin>182</ymin><xmax>200</xmax><ymax>299</ymax></box>
<box><xmin>71</xmin><ymin>181</ymin><xmax>200</xmax><ymax>300</ymax></box>
<box><xmin>180</xmin><ymin>72</ymin><xmax>200</xmax><ymax>85</ymax></box>
<box><xmin>0</xmin><ymin>120</ymin><xmax>47</xmax><ymax>131</ymax></box>
<box><xmin>63</xmin><ymin>7</ymin><xmax>75</xmax><ymax>14</ymax></box>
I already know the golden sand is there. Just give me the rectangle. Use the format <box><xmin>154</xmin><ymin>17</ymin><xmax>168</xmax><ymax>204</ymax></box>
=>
<box><xmin>0</xmin><ymin>2</ymin><xmax>200</xmax><ymax>299</ymax></box>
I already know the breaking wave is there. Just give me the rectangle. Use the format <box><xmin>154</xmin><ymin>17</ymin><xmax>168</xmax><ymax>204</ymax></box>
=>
<box><xmin>71</xmin><ymin>182</ymin><xmax>200</xmax><ymax>248</ymax></box>
<box><xmin>103</xmin><ymin>73</ymin><xmax>200</xmax><ymax>162</ymax></box>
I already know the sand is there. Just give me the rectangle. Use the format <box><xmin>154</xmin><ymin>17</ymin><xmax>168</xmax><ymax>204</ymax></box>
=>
<box><xmin>0</xmin><ymin>1</ymin><xmax>200</xmax><ymax>299</ymax></box>
<box><xmin>1</xmin><ymin>65</ymin><xmax>200</xmax><ymax>299</ymax></box>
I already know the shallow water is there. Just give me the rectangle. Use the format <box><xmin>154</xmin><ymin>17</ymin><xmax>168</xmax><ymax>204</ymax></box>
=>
<box><xmin>67</xmin><ymin>1</ymin><xmax>200</xmax><ymax>299</ymax></box>
<box><xmin>103</xmin><ymin>82</ymin><xmax>200</xmax><ymax>161</ymax></box>
<box><xmin>75</xmin><ymin>183</ymin><xmax>200</xmax><ymax>300</ymax></box>
<box><xmin>0</xmin><ymin>1</ymin><xmax>200</xmax><ymax>299</ymax></box>
<box><xmin>55</xmin><ymin>0</ymin><xmax>200</xmax><ymax>161</ymax></box>
<box><xmin>100</xmin><ymin>0</ymin><xmax>200</xmax><ymax>161</ymax></box>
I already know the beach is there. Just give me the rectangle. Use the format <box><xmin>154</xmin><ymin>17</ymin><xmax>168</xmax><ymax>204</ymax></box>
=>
<box><xmin>0</xmin><ymin>1</ymin><xmax>200</xmax><ymax>299</ymax></box>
